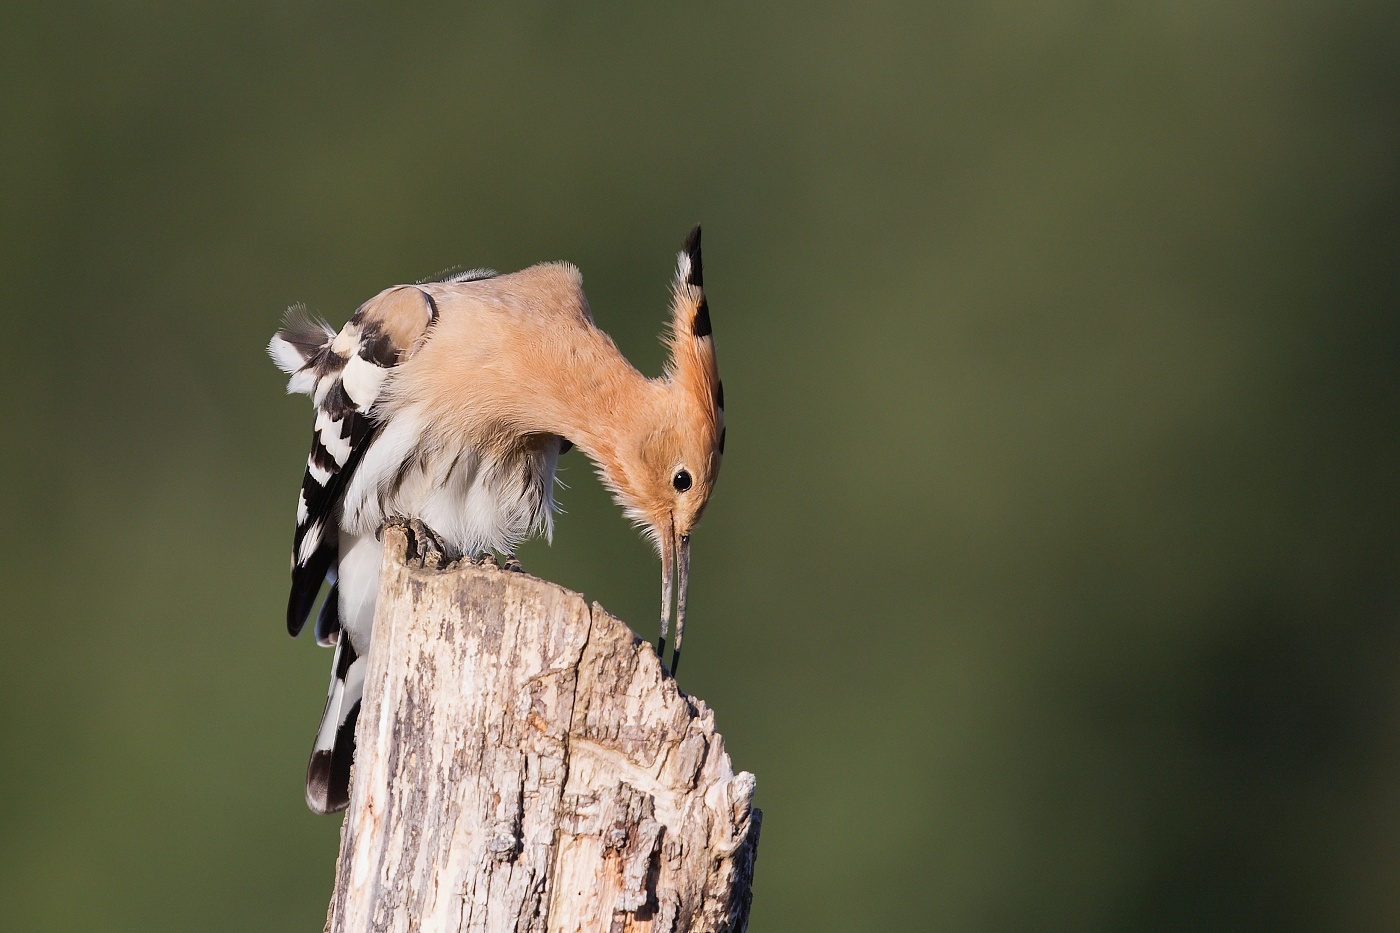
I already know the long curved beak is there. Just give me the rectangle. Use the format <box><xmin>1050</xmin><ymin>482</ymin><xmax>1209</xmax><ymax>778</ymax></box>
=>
<box><xmin>672</xmin><ymin>532</ymin><xmax>691</xmax><ymax>676</ymax></box>
<box><xmin>656</xmin><ymin>527</ymin><xmax>692</xmax><ymax>677</ymax></box>
<box><xmin>658</xmin><ymin>532</ymin><xmax>674</xmax><ymax>666</ymax></box>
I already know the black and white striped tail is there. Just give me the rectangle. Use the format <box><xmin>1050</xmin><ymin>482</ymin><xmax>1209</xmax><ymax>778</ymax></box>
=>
<box><xmin>306</xmin><ymin>636</ymin><xmax>365</xmax><ymax>814</ymax></box>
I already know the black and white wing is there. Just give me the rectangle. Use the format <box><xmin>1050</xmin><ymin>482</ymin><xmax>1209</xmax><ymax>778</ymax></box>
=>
<box><xmin>268</xmin><ymin>285</ymin><xmax>441</xmax><ymax>644</ymax></box>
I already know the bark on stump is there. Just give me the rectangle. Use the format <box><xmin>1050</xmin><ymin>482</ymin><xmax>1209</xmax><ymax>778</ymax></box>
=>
<box><xmin>325</xmin><ymin>527</ymin><xmax>761</xmax><ymax>932</ymax></box>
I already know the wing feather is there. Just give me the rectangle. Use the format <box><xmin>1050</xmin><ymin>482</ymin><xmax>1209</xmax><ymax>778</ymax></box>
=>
<box><xmin>272</xmin><ymin>285</ymin><xmax>437</xmax><ymax>637</ymax></box>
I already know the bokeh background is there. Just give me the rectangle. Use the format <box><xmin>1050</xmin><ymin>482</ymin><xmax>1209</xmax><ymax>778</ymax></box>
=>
<box><xmin>4</xmin><ymin>3</ymin><xmax>1400</xmax><ymax>930</ymax></box>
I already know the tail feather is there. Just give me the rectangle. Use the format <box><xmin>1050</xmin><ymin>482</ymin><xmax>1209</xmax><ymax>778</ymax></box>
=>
<box><xmin>305</xmin><ymin>636</ymin><xmax>365</xmax><ymax>814</ymax></box>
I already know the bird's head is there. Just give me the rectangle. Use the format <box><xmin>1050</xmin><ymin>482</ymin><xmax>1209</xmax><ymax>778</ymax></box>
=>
<box><xmin>602</xmin><ymin>226</ymin><xmax>725</xmax><ymax>673</ymax></box>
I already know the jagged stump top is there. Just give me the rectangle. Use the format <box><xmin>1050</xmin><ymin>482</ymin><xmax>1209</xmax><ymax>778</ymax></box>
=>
<box><xmin>325</xmin><ymin>526</ymin><xmax>760</xmax><ymax>933</ymax></box>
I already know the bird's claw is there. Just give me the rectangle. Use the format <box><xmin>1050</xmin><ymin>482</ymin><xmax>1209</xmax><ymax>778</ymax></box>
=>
<box><xmin>377</xmin><ymin>516</ymin><xmax>410</xmax><ymax>541</ymax></box>
<box><xmin>380</xmin><ymin>517</ymin><xmax>452</xmax><ymax>569</ymax></box>
<box><xmin>409</xmin><ymin>519</ymin><xmax>450</xmax><ymax>569</ymax></box>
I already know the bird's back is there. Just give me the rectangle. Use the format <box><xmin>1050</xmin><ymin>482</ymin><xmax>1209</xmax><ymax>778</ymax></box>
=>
<box><xmin>390</xmin><ymin>262</ymin><xmax>645</xmax><ymax>453</ymax></box>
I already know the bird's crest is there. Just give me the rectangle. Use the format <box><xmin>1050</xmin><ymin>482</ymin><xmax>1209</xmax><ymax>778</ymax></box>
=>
<box><xmin>665</xmin><ymin>225</ymin><xmax>726</xmax><ymax>457</ymax></box>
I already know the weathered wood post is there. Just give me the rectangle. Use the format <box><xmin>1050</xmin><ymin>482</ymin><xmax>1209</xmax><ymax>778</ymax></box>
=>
<box><xmin>324</xmin><ymin>526</ymin><xmax>761</xmax><ymax>932</ymax></box>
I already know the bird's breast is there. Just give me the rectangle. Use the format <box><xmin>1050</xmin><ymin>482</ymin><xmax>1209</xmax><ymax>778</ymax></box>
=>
<box><xmin>340</xmin><ymin>404</ymin><xmax>561</xmax><ymax>557</ymax></box>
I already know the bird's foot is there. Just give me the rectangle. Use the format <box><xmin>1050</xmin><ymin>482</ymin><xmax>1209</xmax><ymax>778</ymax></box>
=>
<box><xmin>380</xmin><ymin>517</ymin><xmax>451</xmax><ymax>569</ymax></box>
<box><xmin>473</xmin><ymin>552</ymin><xmax>501</xmax><ymax>570</ymax></box>
<box><xmin>378</xmin><ymin>515</ymin><xmax>410</xmax><ymax>540</ymax></box>
<box><xmin>501</xmin><ymin>553</ymin><xmax>524</xmax><ymax>573</ymax></box>
<box><xmin>410</xmin><ymin>519</ymin><xmax>452</xmax><ymax>570</ymax></box>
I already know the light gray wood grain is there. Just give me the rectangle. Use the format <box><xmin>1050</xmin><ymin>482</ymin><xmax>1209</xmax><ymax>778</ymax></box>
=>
<box><xmin>325</xmin><ymin>526</ymin><xmax>760</xmax><ymax>933</ymax></box>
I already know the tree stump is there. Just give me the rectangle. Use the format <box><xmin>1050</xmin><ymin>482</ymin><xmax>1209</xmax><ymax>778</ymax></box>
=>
<box><xmin>324</xmin><ymin>526</ymin><xmax>761</xmax><ymax>932</ymax></box>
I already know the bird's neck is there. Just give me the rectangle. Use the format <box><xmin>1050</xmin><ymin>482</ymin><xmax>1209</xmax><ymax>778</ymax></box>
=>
<box><xmin>532</xmin><ymin>329</ymin><xmax>664</xmax><ymax>471</ymax></box>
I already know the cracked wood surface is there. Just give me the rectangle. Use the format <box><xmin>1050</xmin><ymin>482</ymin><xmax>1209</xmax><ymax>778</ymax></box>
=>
<box><xmin>325</xmin><ymin>527</ymin><xmax>760</xmax><ymax>933</ymax></box>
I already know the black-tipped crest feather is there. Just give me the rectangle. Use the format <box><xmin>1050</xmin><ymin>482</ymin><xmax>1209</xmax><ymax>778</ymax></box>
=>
<box><xmin>693</xmin><ymin>297</ymin><xmax>712</xmax><ymax>337</ymax></box>
<box><xmin>684</xmin><ymin>224</ymin><xmax>703</xmax><ymax>286</ymax></box>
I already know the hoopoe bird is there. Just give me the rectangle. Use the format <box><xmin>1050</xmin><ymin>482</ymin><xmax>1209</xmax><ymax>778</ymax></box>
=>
<box><xmin>268</xmin><ymin>226</ymin><xmax>724</xmax><ymax>814</ymax></box>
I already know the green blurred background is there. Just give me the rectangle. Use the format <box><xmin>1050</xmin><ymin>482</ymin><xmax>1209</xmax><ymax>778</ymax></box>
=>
<box><xmin>4</xmin><ymin>3</ymin><xmax>1400</xmax><ymax>930</ymax></box>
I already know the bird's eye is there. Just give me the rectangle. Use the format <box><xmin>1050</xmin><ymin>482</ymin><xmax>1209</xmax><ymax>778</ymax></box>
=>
<box><xmin>672</xmin><ymin>469</ymin><xmax>693</xmax><ymax>493</ymax></box>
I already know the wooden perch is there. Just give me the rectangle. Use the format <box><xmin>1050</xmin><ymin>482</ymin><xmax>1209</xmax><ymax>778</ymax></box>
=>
<box><xmin>325</xmin><ymin>526</ymin><xmax>761</xmax><ymax>932</ymax></box>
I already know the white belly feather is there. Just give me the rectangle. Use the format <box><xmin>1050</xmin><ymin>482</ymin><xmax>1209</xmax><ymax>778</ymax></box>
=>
<box><xmin>333</xmin><ymin>402</ymin><xmax>561</xmax><ymax>653</ymax></box>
